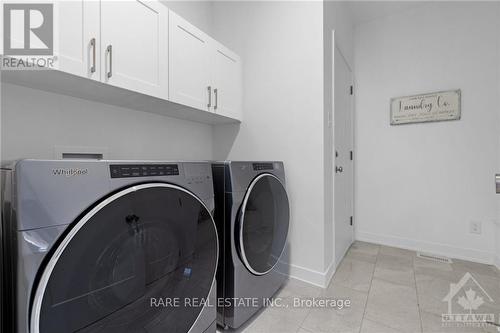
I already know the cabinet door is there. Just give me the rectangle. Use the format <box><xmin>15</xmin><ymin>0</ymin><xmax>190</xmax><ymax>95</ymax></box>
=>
<box><xmin>169</xmin><ymin>11</ymin><xmax>212</xmax><ymax>112</ymax></box>
<box><xmin>54</xmin><ymin>1</ymin><xmax>100</xmax><ymax>80</ymax></box>
<box><xmin>212</xmin><ymin>42</ymin><xmax>242</xmax><ymax>120</ymax></box>
<box><xmin>3</xmin><ymin>0</ymin><xmax>99</xmax><ymax>79</ymax></box>
<box><xmin>101</xmin><ymin>0</ymin><xmax>168</xmax><ymax>99</ymax></box>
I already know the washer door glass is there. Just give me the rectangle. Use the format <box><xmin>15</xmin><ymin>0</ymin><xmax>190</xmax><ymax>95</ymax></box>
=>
<box><xmin>31</xmin><ymin>184</ymin><xmax>217</xmax><ymax>333</ymax></box>
<box><xmin>238</xmin><ymin>174</ymin><xmax>290</xmax><ymax>275</ymax></box>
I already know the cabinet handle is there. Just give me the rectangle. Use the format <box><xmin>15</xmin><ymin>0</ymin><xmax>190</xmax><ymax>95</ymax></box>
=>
<box><xmin>207</xmin><ymin>86</ymin><xmax>212</xmax><ymax>108</ymax></box>
<box><xmin>214</xmin><ymin>88</ymin><xmax>218</xmax><ymax>110</ymax></box>
<box><xmin>90</xmin><ymin>38</ymin><xmax>96</xmax><ymax>73</ymax></box>
<box><xmin>106</xmin><ymin>45</ymin><xmax>113</xmax><ymax>79</ymax></box>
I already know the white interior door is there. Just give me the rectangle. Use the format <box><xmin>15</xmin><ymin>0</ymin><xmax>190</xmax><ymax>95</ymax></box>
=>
<box><xmin>334</xmin><ymin>45</ymin><xmax>354</xmax><ymax>266</ymax></box>
<box><xmin>101</xmin><ymin>0</ymin><xmax>168</xmax><ymax>99</ymax></box>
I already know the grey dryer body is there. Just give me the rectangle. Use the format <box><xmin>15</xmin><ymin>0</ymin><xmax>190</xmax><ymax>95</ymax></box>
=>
<box><xmin>212</xmin><ymin>161</ymin><xmax>290</xmax><ymax>329</ymax></box>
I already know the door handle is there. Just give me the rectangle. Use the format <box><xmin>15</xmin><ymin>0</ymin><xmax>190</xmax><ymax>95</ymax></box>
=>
<box><xmin>106</xmin><ymin>45</ymin><xmax>113</xmax><ymax>79</ymax></box>
<box><xmin>335</xmin><ymin>166</ymin><xmax>343</xmax><ymax>173</ymax></box>
<box><xmin>214</xmin><ymin>88</ymin><xmax>218</xmax><ymax>110</ymax></box>
<box><xmin>90</xmin><ymin>38</ymin><xmax>96</xmax><ymax>73</ymax></box>
<box><xmin>207</xmin><ymin>86</ymin><xmax>212</xmax><ymax>108</ymax></box>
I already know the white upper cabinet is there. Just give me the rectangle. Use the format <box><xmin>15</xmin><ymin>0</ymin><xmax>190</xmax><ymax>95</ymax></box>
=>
<box><xmin>169</xmin><ymin>11</ymin><xmax>242</xmax><ymax>119</ymax></box>
<box><xmin>54</xmin><ymin>1</ymin><xmax>100</xmax><ymax>80</ymax></box>
<box><xmin>7</xmin><ymin>0</ymin><xmax>100</xmax><ymax>80</ymax></box>
<box><xmin>4</xmin><ymin>1</ymin><xmax>241</xmax><ymax>123</ymax></box>
<box><xmin>169</xmin><ymin>10</ymin><xmax>212</xmax><ymax>111</ymax></box>
<box><xmin>212</xmin><ymin>42</ymin><xmax>242</xmax><ymax>120</ymax></box>
<box><xmin>101</xmin><ymin>0</ymin><xmax>168</xmax><ymax>99</ymax></box>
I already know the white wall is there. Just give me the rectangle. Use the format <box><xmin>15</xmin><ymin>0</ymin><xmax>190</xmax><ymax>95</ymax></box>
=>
<box><xmin>323</xmin><ymin>0</ymin><xmax>354</xmax><ymax>274</ymax></box>
<box><xmin>161</xmin><ymin>1</ymin><xmax>213</xmax><ymax>35</ymax></box>
<box><xmin>1</xmin><ymin>84</ymin><xmax>213</xmax><ymax>162</ymax></box>
<box><xmin>354</xmin><ymin>2</ymin><xmax>500</xmax><ymax>264</ymax></box>
<box><xmin>212</xmin><ymin>1</ymin><xmax>328</xmax><ymax>286</ymax></box>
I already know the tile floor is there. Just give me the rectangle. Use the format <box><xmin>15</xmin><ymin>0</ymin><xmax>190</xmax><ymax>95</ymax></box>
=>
<box><xmin>218</xmin><ymin>241</ymin><xmax>500</xmax><ymax>333</ymax></box>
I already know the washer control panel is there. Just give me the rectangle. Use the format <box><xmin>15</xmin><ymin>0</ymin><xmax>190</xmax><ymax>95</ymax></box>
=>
<box><xmin>110</xmin><ymin>164</ymin><xmax>179</xmax><ymax>178</ymax></box>
<box><xmin>253</xmin><ymin>163</ymin><xmax>274</xmax><ymax>171</ymax></box>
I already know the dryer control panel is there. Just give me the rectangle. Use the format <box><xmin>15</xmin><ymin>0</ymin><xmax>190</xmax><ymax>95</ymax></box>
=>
<box><xmin>110</xmin><ymin>164</ymin><xmax>179</xmax><ymax>178</ymax></box>
<box><xmin>253</xmin><ymin>163</ymin><xmax>274</xmax><ymax>171</ymax></box>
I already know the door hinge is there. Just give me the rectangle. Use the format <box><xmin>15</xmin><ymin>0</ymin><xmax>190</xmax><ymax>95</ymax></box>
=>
<box><xmin>350</xmin><ymin>85</ymin><xmax>353</xmax><ymax>95</ymax></box>
<box><xmin>350</xmin><ymin>216</ymin><xmax>353</xmax><ymax>226</ymax></box>
<box><xmin>350</xmin><ymin>151</ymin><xmax>353</xmax><ymax>161</ymax></box>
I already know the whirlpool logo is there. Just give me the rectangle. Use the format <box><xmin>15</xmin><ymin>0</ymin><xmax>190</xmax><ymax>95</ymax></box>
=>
<box><xmin>52</xmin><ymin>168</ymin><xmax>89</xmax><ymax>177</ymax></box>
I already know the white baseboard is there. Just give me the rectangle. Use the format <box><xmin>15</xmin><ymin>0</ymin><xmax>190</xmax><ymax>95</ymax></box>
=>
<box><xmin>276</xmin><ymin>260</ymin><xmax>336</xmax><ymax>288</ymax></box>
<box><xmin>275</xmin><ymin>232</ymin><xmax>498</xmax><ymax>287</ymax></box>
<box><xmin>323</xmin><ymin>260</ymin><xmax>336</xmax><ymax>287</ymax></box>
<box><xmin>357</xmin><ymin>231</ymin><xmax>496</xmax><ymax>265</ymax></box>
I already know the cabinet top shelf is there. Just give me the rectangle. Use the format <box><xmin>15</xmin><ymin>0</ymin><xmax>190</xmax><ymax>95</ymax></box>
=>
<box><xmin>1</xmin><ymin>69</ymin><xmax>241</xmax><ymax>125</ymax></box>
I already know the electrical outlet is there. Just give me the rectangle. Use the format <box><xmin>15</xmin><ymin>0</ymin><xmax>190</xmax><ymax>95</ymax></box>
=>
<box><xmin>470</xmin><ymin>221</ymin><xmax>482</xmax><ymax>234</ymax></box>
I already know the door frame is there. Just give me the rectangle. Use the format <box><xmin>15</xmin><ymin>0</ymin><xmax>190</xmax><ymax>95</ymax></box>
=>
<box><xmin>332</xmin><ymin>32</ymin><xmax>355</xmax><ymax>267</ymax></box>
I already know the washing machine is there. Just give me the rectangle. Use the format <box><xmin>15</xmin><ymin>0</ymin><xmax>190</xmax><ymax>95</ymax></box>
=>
<box><xmin>211</xmin><ymin>161</ymin><xmax>290</xmax><ymax>329</ymax></box>
<box><xmin>1</xmin><ymin>159</ymin><xmax>218</xmax><ymax>333</ymax></box>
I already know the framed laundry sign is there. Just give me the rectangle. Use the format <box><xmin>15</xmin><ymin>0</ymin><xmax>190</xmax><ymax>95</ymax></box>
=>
<box><xmin>390</xmin><ymin>90</ymin><xmax>461</xmax><ymax>125</ymax></box>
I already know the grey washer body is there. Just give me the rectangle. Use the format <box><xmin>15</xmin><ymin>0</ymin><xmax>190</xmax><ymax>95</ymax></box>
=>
<box><xmin>211</xmin><ymin>161</ymin><xmax>288</xmax><ymax>329</ymax></box>
<box><xmin>1</xmin><ymin>159</ymin><xmax>217</xmax><ymax>333</ymax></box>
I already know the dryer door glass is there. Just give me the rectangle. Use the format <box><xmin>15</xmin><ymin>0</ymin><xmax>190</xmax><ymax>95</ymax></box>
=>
<box><xmin>238</xmin><ymin>174</ymin><xmax>290</xmax><ymax>275</ymax></box>
<box><xmin>31</xmin><ymin>184</ymin><xmax>217</xmax><ymax>333</ymax></box>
